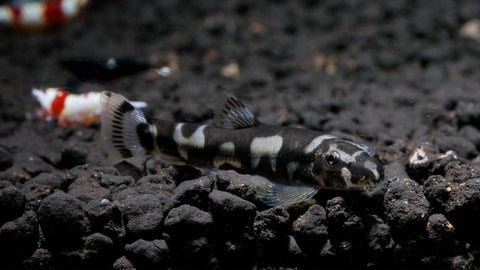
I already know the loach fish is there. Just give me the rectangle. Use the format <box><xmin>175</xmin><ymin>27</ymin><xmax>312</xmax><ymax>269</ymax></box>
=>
<box><xmin>99</xmin><ymin>91</ymin><xmax>384</xmax><ymax>206</ymax></box>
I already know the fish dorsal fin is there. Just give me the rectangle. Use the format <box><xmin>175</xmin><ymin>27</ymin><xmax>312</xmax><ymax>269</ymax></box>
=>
<box><xmin>254</xmin><ymin>176</ymin><xmax>318</xmax><ymax>207</ymax></box>
<box><xmin>213</xmin><ymin>91</ymin><xmax>260</xmax><ymax>129</ymax></box>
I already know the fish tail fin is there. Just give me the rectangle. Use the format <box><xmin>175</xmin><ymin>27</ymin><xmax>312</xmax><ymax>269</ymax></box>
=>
<box><xmin>99</xmin><ymin>91</ymin><xmax>155</xmax><ymax>162</ymax></box>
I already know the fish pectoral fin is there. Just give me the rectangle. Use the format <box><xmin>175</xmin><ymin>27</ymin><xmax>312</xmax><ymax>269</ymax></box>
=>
<box><xmin>213</xmin><ymin>91</ymin><xmax>261</xmax><ymax>129</ymax></box>
<box><xmin>254</xmin><ymin>176</ymin><xmax>318</xmax><ymax>207</ymax></box>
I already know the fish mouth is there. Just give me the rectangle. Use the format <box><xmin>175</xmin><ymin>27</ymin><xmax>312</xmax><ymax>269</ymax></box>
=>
<box><xmin>349</xmin><ymin>158</ymin><xmax>384</xmax><ymax>186</ymax></box>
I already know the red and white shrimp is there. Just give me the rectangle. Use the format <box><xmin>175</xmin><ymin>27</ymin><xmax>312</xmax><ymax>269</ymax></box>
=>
<box><xmin>0</xmin><ymin>0</ymin><xmax>90</xmax><ymax>30</ymax></box>
<box><xmin>32</xmin><ymin>88</ymin><xmax>147</xmax><ymax>126</ymax></box>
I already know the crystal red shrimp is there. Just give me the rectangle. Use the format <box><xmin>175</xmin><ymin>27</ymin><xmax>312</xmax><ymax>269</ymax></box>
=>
<box><xmin>0</xmin><ymin>0</ymin><xmax>90</xmax><ymax>30</ymax></box>
<box><xmin>32</xmin><ymin>88</ymin><xmax>147</xmax><ymax>126</ymax></box>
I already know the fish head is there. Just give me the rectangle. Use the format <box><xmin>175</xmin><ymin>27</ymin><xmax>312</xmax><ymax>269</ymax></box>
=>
<box><xmin>313</xmin><ymin>139</ymin><xmax>384</xmax><ymax>189</ymax></box>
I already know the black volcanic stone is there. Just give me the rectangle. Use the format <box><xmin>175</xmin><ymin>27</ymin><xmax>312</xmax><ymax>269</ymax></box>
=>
<box><xmin>28</xmin><ymin>172</ymin><xmax>67</xmax><ymax>190</ymax></box>
<box><xmin>85</xmin><ymin>200</ymin><xmax>125</xmax><ymax>242</ymax></box>
<box><xmin>164</xmin><ymin>204</ymin><xmax>213</xmax><ymax>236</ymax></box>
<box><xmin>170</xmin><ymin>175</ymin><xmax>214</xmax><ymax>209</ymax></box>
<box><xmin>423</xmin><ymin>175</ymin><xmax>452</xmax><ymax>212</ymax></box>
<box><xmin>364</xmin><ymin>215</ymin><xmax>394</xmax><ymax>266</ymax></box>
<box><xmin>444</xmin><ymin>177</ymin><xmax>480</xmax><ymax>238</ymax></box>
<box><xmin>0</xmin><ymin>210</ymin><xmax>39</xmax><ymax>263</ymax></box>
<box><xmin>22</xmin><ymin>182</ymin><xmax>53</xmax><ymax>211</ymax></box>
<box><xmin>216</xmin><ymin>170</ymin><xmax>263</xmax><ymax>204</ymax></box>
<box><xmin>435</xmin><ymin>136</ymin><xmax>477</xmax><ymax>159</ymax></box>
<box><xmin>209</xmin><ymin>190</ymin><xmax>257</xmax><ymax>226</ymax></box>
<box><xmin>68</xmin><ymin>170</ymin><xmax>111</xmax><ymax>203</ymax></box>
<box><xmin>426</xmin><ymin>214</ymin><xmax>455</xmax><ymax>253</ymax></box>
<box><xmin>325</xmin><ymin>197</ymin><xmax>366</xmax><ymax>266</ymax></box>
<box><xmin>383</xmin><ymin>178</ymin><xmax>430</xmax><ymax>236</ymax></box>
<box><xmin>37</xmin><ymin>191</ymin><xmax>89</xmax><ymax>249</ymax></box>
<box><xmin>0</xmin><ymin>145</ymin><xmax>13</xmax><ymax>171</ymax></box>
<box><xmin>125</xmin><ymin>239</ymin><xmax>169</xmax><ymax>267</ymax></box>
<box><xmin>0</xmin><ymin>185</ymin><xmax>25</xmax><ymax>223</ymax></box>
<box><xmin>456</xmin><ymin>101</ymin><xmax>480</xmax><ymax>127</ymax></box>
<box><xmin>458</xmin><ymin>125</ymin><xmax>480</xmax><ymax>148</ymax></box>
<box><xmin>112</xmin><ymin>256</ymin><xmax>135</xmax><ymax>270</ymax></box>
<box><xmin>22</xmin><ymin>248</ymin><xmax>53</xmax><ymax>269</ymax></box>
<box><xmin>122</xmin><ymin>193</ymin><xmax>164</xmax><ymax>240</ymax></box>
<box><xmin>172</xmin><ymin>236</ymin><xmax>212</xmax><ymax>268</ymax></box>
<box><xmin>292</xmin><ymin>204</ymin><xmax>328</xmax><ymax>254</ymax></box>
<box><xmin>445</xmin><ymin>160</ymin><xmax>480</xmax><ymax>183</ymax></box>
<box><xmin>114</xmin><ymin>160</ymin><xmax>142</xmax><ymax>181</ymax></box>
<box><xmin>99</xmin><ymin>173</ymin><xmax>135</xmax><ymax>190</ymax></box>
<box><xmin>253</xmin><ymin>206</ymin><xmax>290</xmax><ymax>246</ymax></box>
<box><xmin>83</xmin><ymin>233</ymin><xmax>115</xmax><ymax>266</ymax></box>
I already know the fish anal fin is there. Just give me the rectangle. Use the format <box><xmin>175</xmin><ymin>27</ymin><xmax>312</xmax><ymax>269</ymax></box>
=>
<box><xmin>213</xmin><ymin>91</ymin><xmax>260</xmax><ymax>129</ymax></box>
<box><xmin>254</xmin><ymin>176</ymin><xmax>318</xmax><ymax>207</ymax></box>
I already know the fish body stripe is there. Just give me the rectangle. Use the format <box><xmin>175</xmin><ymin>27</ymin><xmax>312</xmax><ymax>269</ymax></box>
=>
<box><xmin>150</xmin><ymin>122</ymin><xmax>336</xmax><ymax>183</ymax></box>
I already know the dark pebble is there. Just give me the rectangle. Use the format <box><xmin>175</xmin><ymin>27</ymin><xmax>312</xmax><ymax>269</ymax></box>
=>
<box><xmin>29</xmin><ymin>172</ymin><xmax>67</xmax><ymax>190</ymax></box>
<box><xmin>135</xmin><ymin>176</ymin><xmax>175</xmax><ymax>210</ymax></box>
<box><xmin>68</xmin><ymin>177</ymin><xmax>111</xmax><ymax>204</ymax></box>
<box><xmin>85</xmin><ymin>200</ymin><xmax>125</xmax><ymax>241</ymax></box>
<box><xmin>112</xmin><ymin>256</ymin><xmax>135</xmax><ymax>270</ymax></box>
<box><xmin>37</xmin><ymin>191</ymin><xmax>89</xmax><ymax>249</ymax></box>
<box><xmin>0</xmin><ymin>210</ymin><xmax>39</xmax><ymax>263</ymax></box>
<box><xmin>100</xmin><ymin>174</ymin><xmax>135</xmax><ymax>190</ymax></box>
<box><xmin>430</xmin><ymin>151</ymin><xmax>458</xmax><ymax>175</ymax></box>
<box><xmin>426</xmin><ymin>214</ymin><xmax>455</xmax><ymax>252</ymax></box>
<box><xmin>253</xmin><ymin>206</ymin><xmax>290</xmax><ymax>246</ymax></box>
<box><xmin>17</xmin><ymin>152</ymin><xmax>55</xmax><ymax>177</ymax></box>
<box><xmin>22</xmin><ymin>248</ymin><xmax>53</xmax><ymax>269</ymax></box>
<box><xmin>0</xmin><ymin>185</ymin><xmax>25</xmax><ymax>223</ymax></box>
<box><xmin>325</xmin><ymin>197</ymin><xmax>349</xmax><ymax>229</ymax></box>
<box><xmin>170</xmin><ymin>175</ymin><xmax>214</xmax><ymax>209</ymax></box>
<box><xmin>458</xmin><ymin>125</ymin><xmax>480</xmax><ymax>148</ymax></box>
<box><xmin>0</xmin><ymin>144</ymin><xmax>13</xmax><ymax>171</ymax></box>
<box><xmin>444</xmin><ymin>178</ymin><xmax>480</xmax><ymax>237</ymax></box>
<box><xmin>445</xmin><ymin>160</ymin><xmax>480</xmax><ymax>183</ymax></box>
<box><xmin>124</xmin><ymin>239</ymin><xmax>169</xmax><ymax>267</ymax></box>
<box><xmin>164</xmin><ymin>204</ymin><xmax>213</xmax><ymax>236</ymax></box>
<box><xmin>292</xmin><ymin>204</ymin><xmax>328</xmax><ymax>254</ymax></box>
<box><xmin>375</xmin><ymin>51</ymin><xmax>401</xmax><ymax>69</ymax></box>
<box><xmin>57</xmin><ymin>146</ymin><xmax>87</xmax><ymax>169</ymax></box>
<box><xmin>216</xmin><ymin>170</ymin><xmax>263</xmax><ymax>204</ymax></box>
<box><xmin>385</xmin><ymin>162</ymin><xmax>409</xmax><ymax>181</ymax></box>
<box><xmin>325</xmin><ymin>197</ymin><xmax>366</xmax><ymax>265</ymax></box>
<box><xmin>122</xmin><ymin>194</ymin><xmax>164</xmax><ymax>239</ymax></box>
<box><xmin>83</xmin><ymin>233</ymin><xmax>115</xmax><ymax>265</ymax></box>
<box><xmin>113</xmin><ymin>160</ymin><xmax>142</xmax><ymax>180</ymax></box>
<box><xmin>365</xmin><ymin>217</ymin><xmax>394</xmax><ymax>263</ymax></box>
<box><xmin>287</xmin><ymin>235</ymin><xmax>304</xmax><ymax>260</ymax></box>
<box><xmin>173</xmin><ymin>236</ymin><xmax>211</xmax><ymax>268</ymax></box>
<box><xmin>383</xmin><ymin>178</ymin><xmax>430</xmax><ymax>235</ymax></box>
<box><xmin>144</xmin><ymin>156</ymin><xmax>166</xmax><ymax>175</ymax></box>
<box><xmin>209</xmin><ymin>190</ymin><xmax>257</xmax><ymax>226</ymax></box>
<box><xmin>215</xmin><ymin>233</ymin><xmax>256</xmax><ymax>269</ymax></box>
<box><xmin>111</xmin><ymin>187</ymin><xmax>140</xmax><ymax>202</ymax></box>
<box><xmin>423</xmin><ymin>175</ymin><xmax>452</xmax><ymax>212</ymax></box>
<box><xmin>435</xmin><ymin>136</ymin><xmax>477</xmax><ymax>159</ymax></box>
<box><xmin>455</xmin><ymin>101</ymin><xmax>480</xmax><ymax>127</ymax></box>
<box><xmin>21</xmin><ymin>182</ymin><xmax>53</xmax><ymax>211</ymax></box>
<box><xmin>449</xmin><ymin>255</ymin><xmax>473</xmax><ymax>270</ymax></box>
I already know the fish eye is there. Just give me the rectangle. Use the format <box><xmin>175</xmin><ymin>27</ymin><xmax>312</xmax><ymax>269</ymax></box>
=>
<box><xmin>325</xmin><ymin>151</ymin><xmax>340</xmax><ymax>166</ymax></box>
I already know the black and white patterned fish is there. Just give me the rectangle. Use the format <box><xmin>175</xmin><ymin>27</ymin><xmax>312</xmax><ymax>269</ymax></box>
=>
<box><xmin>99</xmin><ymin>91</ymin><xmax>384</xmax><ymax>206</ymax></box>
